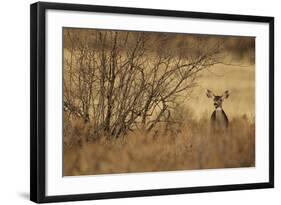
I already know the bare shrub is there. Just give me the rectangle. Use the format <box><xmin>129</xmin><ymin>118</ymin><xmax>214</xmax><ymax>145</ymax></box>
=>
<box><xmin>63</xmin><ymin>29</ymin><xmax>225</xmax><ymax>139</ymax></box>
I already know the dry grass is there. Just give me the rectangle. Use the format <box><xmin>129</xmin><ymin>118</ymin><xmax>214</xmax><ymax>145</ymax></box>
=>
<box><xmin>64</xmin><ymin>115</ymin><xmax>255</xmax><ymax>176</ymax></box>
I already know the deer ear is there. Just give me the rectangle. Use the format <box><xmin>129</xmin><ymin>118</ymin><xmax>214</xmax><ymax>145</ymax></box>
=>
<box><xmin>223</xmin><ymin>90</ymin><xmax>230</xmax><ymax>99</ymax></box>
<box><xmin>206</xmin><ymin>89</ymin><xmax>214</xmax><ymax>98</ymax></box>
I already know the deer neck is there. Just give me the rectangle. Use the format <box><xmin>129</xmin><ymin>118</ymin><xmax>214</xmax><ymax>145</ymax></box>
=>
<box><xmin>215</xmin><ymin>107</ymin><xmax>223</xmax><ymax>111</ymax></box>
<box><xmin>215</xmin><ymin>107</ymin><xmax>224</xmax><ymax>117</ymax></box>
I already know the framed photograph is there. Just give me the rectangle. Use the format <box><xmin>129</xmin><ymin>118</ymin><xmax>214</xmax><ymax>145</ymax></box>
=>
<box><xmin>30</xmin><ymin>2</ymin><xmax>274</xmax><ymax>203</ymax></box>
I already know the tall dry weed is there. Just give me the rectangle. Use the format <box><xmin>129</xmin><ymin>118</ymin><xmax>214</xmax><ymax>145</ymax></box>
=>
<box><xmin>64</xmin><ymin>115</ymin><xmax>255</xmax><ymax>176</ymax></box>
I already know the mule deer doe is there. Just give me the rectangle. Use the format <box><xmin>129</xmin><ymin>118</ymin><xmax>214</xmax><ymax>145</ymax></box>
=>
<box><xmin>206</xmin><ymin>89</ymin><xmax>230</xmax><ymax>131</ymax></box>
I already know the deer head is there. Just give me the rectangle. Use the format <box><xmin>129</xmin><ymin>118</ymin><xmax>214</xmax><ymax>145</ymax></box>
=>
<box><xmin>206</xmin><ymin>89</ymin><xmax>229</xmax><ymax>109</ymax></box>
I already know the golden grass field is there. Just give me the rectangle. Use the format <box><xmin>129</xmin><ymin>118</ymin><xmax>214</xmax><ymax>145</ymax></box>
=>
<box><xmin>64</xmin><ymin>116</ymin><xmax>255</xmax><ymax>176</ymax></box>
<box><xmin>63</xmin><ymin>64</ymin><xmax>255</xmax><ymax>176</ymax></box>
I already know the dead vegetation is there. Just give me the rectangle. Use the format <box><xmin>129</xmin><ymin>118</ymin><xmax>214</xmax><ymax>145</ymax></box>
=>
<box><xmin>64</xmin><ymin>114</ymin><xmax>255</xmax><ymax>176</ymax></box>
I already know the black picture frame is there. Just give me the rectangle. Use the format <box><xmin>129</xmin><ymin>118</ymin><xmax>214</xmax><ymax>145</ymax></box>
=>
<box><xmin>30</xmin><ymin>1</ymin><xmax>274</xmax><ymax>203</ymax></box>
